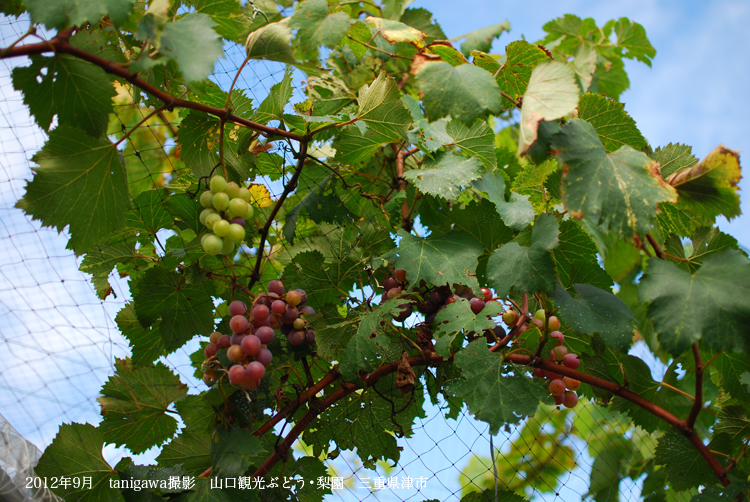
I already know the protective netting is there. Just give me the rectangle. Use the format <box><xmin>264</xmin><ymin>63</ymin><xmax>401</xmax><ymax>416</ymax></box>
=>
<box><xmin>0</xmin><ymin>13</ymin><xmax>651</xmax><ymax>502</ymax></box>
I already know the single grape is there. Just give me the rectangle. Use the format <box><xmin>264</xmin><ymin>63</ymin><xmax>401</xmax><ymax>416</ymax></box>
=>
<box><xmin>299</xmin><ymin>305</ymin><xmax>316</xmax><ymax>317</ymax></box>
<box><xmin>228</xmin><ymin>365</ymin><xmax>246</xmax><ymax>384</ymax></box>
<box><xmin>271</xmin><ymin>300</ymin><xmax>287</xmax><ymax>315</ymax></box>
<box><xmin>288</xmin><ymin>330</ymin><xmax>305</xmax><ymax>345</ymax></box>
<box><xmin>200</xmin><ymin>208</ymin><xmax>216</xmax><ymax>225</ymax></box>
<box><xmin>268</xmin><ymin>280</ymin><xmax>285</xmax><ymax>296</ymax></box>
<box><xmin>228</xmin><ymin>198</ymin><xmax>248</xmax><ymax>218</ymax></box>
<box><xmin>296</xmin><ymin>290</ymin><xmax>308</xmax><ymax>305</ymax></box>
<box><xmin>238</xmin><ymin>186</ymin><xmax>250</xmax><ymax>202</ymax></box>
<box><xmin>200</xmin><ymin>191</ymin><xmax>214</xmax><ymax>209</ymax></box>
<box><xmin>230</xmin><ymin>315</ymin><xmax>249</xmax><ymax>334</ymax></box>
<box><xmin>210</xmin><ymin>175</ymin><xmax>227</xmax><ymax>193</ymax></box>
<box><xmin>480</xmin><ymin>287</ymin><xmax>492</xmax><ymax>302</ymax></box>
<box><xmin>532</xmin><ymin>317</ymin><xmax>544</xmax><ymax>327</ymax></box>
<box><xmin>230</xmin><ymin>333</ymin><xmax>244</xmax><ymax>346</ymax></box>
<box><xmin>304</xmin><ymin>328</ymin><xmax>315</xmax><ymax>344</ymax></box>
<box><xmin>227</xmin><ymin>345</ymin><xmax>244</xmax><ymax>363</ymax></box>
<box><xmin>253</xmin><ymin>317</ymin><xmax>270</xmax><ymax>329</ymax></box>
<box><xmin>212</xmin><ymin>192</ymin><xmax>230</xmax><ymax>212</ymax></box>
<box><xmin>470</xmin><ymin>298</ymin><xmax>486</xmax><ymax>314</ymax></box>
<box><xmin>227</xmin><ymin>223</ymin><xmax>245</xmax><ymax>242</ymax></box>
<box><xmin>550</xmin><ymin>331</ymin><xmax>565</xmax><ymax>346</ymax></box>
<box><xmin>502</xmin><ymin>310</ymin><xmax>518</xmax><ymax>326</ymax></box>
<box><xmin>230</xmin><ymin>216</ymin><xmax>246</xmax><ymax>227</ymax></box>
<box><xmin>241</xmin><ymin>334</ymin><xmax>261</xmax><ymax>356</ymax></box>
<box><xmin>204</xmin><ymin>343</ymin><xmax>218</xmax><ymax>358</ymax></box>
<box><xmin>429</xmin><ymin>290</ymin><xmax>443</xmax><ymax>305</ymax></box>
<box><xmin>445</xmin><ymin>295</ymin><xmax>458</xmax><ymax>305</ymax></box>
<box><xmin>256</xmin><ymin>347</ymin><xmax>273</xmax><ymax>366</ymax></box>
<box><xmin>209</xmin><ymin>331</ymin><xmax>222</xmax><ymax>344</ymax></box>
<box><xmin>394</xmin><ymin>269</ymin><xmax>407</xmax><ymax>284</ymax></box>
<box><xmin>293</xmin><ymin>318</ymin><xmax>305</xmax><ymax>330</ymax></box>
<box><xmin>241</xmin><ymin>377</ymin><xmax>259</xmax><ymax>391</ymax></box>
<box><xmin>244</xmin><ymin>204</ymin><xmax>254</xmax><ymax>220</ymax></box>
<box><xmin>202</xmin><ymin>234</ymin><xmax>223</xmax><ymax>255</ymax></box>
<box><xmin>393</xmin><ymin>303</ymin><xmax>413</xmax><ymax>322</ymax></box>
<box><xmin>460</xmin><ymin>291</ymin><xmax>474</xmax><ymax>300</ymax></box>
<box><xmin>282</xmin><ymin>305</ymin><xmax>299</xmax><ymax>324</ymax></box>
<box><xmin>563</xmin><ymin>390</ymin><xmax>579</xmax><ymax>408</ymax></box>
<box><xmin>562</xmin><ymin>353</ymin><xmax>580</xmax><ymax>369</ymax></box>
<box><xmin>548</xmin><ymin>316</ymin><xmax>561</xmax><ymax>331</ymax></box>
<box><xmin>549</xmin><ymin>379</ymin><xmax>566</xmax><ymax>397</ymax></box>
<box><xmin>213</xmin><ymin>219</ymin><xmax>230</xmax><ymax>237</ymax></box>
<box><xmin>256</xmin><ymin>326</ymin><xmax>274</xmax><ymax>344</ymax></box>
<box><xmin>285</xmin><ymin>289</ymin><xmax>303</xmax><ymax>306</ymax></box>
<box><xmin>553</xmin><ymin>393</ymin><xmax>565</xmax><ymax>405</ymax></box>
<box><xmin>221</xmin><ymin>238</ymin><xmax>235</xmax><ymax>256</ymax></box>
<box><xmin>246</xmin><ymin>360</ymin><xmax>266</xmax><ymax>380</ymax></box>
<box><xmin>386</xmin><ymin>287</ymin><xmax>401</xmax><ymax>299</ymax></box>
<box><xmin>268</xmin><ymin>314</ymin><xmax>281</xmax><ymax>330</ymax></box>
<box><xmin>553</xmin><ymin>345</ymin><xmax>569</xmax><ymax>361</ymax></box>
<box><xmin>416</xmin><ymin>300</ymin><xmax>433</xmax><ymax>314</ymax></box>
<box><xmin>534</xmin><ymin>309</ymin><xmax>546</xmax><ymax>323</ymax></box>
<box><xmin>532</xmin><ymin>367</ymin><xmax>545</xmax><ymax>379</ymax></box>
<box><xmin>252</xmin><ymin>304</ymin><xmax>270</xmax><ymax>322</ymax></box>
<box><xmin>217</xmin><ymin>335</ymin><xmax>231</xmax><ymax>349</ymax></box>
<box><xmin>229</xmin><ymin>301</ymin><xmax>247</xmax><ymax>316</ymax></box>
<box><xmin>382</xmin><ymin>276</ymin><xmax>398</xmax><ymax>291</ymax></box>
<box><xmin>205</xmin><ymin>213</ymin><xmax>222</xmax><ymax>230</ymax></box>
<box><xmin>563</xmin><ymin>377</ymin><xmax>580</xmax><ymax>390</ymax></box>
<box><xmin>225</xmin><ymin>182</ymin><xmax>240</xmax><ymax>199</ymax></box>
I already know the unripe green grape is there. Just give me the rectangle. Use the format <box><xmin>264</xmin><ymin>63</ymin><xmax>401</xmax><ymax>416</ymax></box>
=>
<box><xmin>200</xmin><ymin>208</ymin><xmax>216</xmax><ymax>225</ymax></box>
<box><xmin>228</xmin><ymin>198</ymin><xmax>248</xmax><ymax>217</ymax></box>
<box><xmin>213</xmin><ymin>192</ymin><xmax>230</xmax><ymax>211</ymax></box>
<box><xmin>210</xmin><ymin>175</ymin><xmax>227</xmax><ymax>193</ymax></box>
<box><xmin>201</xmin><ymin>234</ymin><xmax>209</xmax><ymax>246</ymax></box>
<box><xmin>244</xmin><ymin>203</ymin><xmax>254</xmax><ymax>220</ymax></box>
<box><xmin>221</xmin><ymin>238</ymin><xmax>235</xmax><ymax>255</ymax></box>
<box><xmin>200</xmin><ymin>191</ymin><xmax>214</xmax><ymax>208</ymax></box>
<box><xmin>227</xmin><ymin>223</ymin><xmax>245</xmax><ymax>242</ymax></box>
<box><xmin>225</xmin><ymin>182</ymin><xmax>240</xmax><ymax>199</ymax></box>
<box><xmin>203</xmin><ymin>234</ymin><xmax>223</xmax><ymax>255</ymax></box>
<box><xmin>238</xmin><ymin>187</ymin><xmax>251</xmax><ymax>202</ymax></box>
<box><xmin>205</xmin><ymin>213</ymin><xmax>222</xmax><ymax>229</ymax></box>
<box><xmin>534</xmin><ymin>309</ymin><xmax>546</xmax><ymax>323</ymax></box>
<box><xmin>213</xmin><ymin>219</ymin><xmax>230</xmax><ymax>237</ymax></box>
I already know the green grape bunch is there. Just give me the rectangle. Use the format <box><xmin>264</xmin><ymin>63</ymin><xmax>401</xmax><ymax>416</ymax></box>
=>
<box><xmin>198</xmin><ymin>175</ymin><xmax>257</xmax><ymax>255</ymax></box>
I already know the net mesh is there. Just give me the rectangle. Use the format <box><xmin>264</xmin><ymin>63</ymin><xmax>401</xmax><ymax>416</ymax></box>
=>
<box><xmin>0</xmin><ymin>13</ymin><xmax>649</xmax><ymax>502</ymax></box>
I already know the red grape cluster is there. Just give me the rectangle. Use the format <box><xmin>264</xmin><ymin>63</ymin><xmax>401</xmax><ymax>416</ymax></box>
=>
<box><xmin>200</xmin><ymin>280</ymin><xmax>316</xmax><ymax>391</ymax></box>
<box><xmin>523</xmin><ymin>310</ymin><xmax>580</xmax><ymax>408</ymax></box>
<box><xmin>199</xmin><ymin>175</ymin><xmax>257</xmax><ymax>256</ymax></box>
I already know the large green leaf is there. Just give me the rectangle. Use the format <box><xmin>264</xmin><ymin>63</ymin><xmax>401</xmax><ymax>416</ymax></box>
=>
<box><xmin>550</xmin><ymin>284</ymin><xmax>634</xmax><ymax>351</ymax></box>
<box><xmin>190</xmin><ymin>0</ymin><xmax>251</xmax><ymax>42</ymax></box>
<box><xmin>35</xmin><ymin>423</ymin><xmax>125</xmax><ymax>502</ymax></box>
<box><xmin>576</xmin><ymin>93</ymin><xmax>647</xmax><ymax>152</ymax></box>
<box><xmin>473</xmin><ymin>170</ymin><xmax>535</xmax><ymax>231</ymax></box>
<box><xmin>98</xmin><ymin>358</ymin><xmax>187</xmax><ymax>454</ymax></box>
<box><xmin>652</xmin><ymin>143</ymin><xmax>698</xmax><ymax>178</ymax></box>
<box><xmin>433</xmin><ymin>298</ymin><xmax>503</xmax><ymax>357</ymax></box>
<box><xmin>133</xmin><ymin>267</ymin><xmax>215</xmax><ymax>352</ymax></box>
<box><xmin>16</xmin><ymin>125</ymin><xmax>128</xmax><ymax>254</ymax></box>
<box><xmin>416</xmin><ymin>62</ymin><xmax>502</xmax><ymax>124</ymax></box>
<box><xmin>254</xmin><ymin>67</ymin><xmax>293</xmax><ymax>124</ymax></box>
<box><xmin>245</xmin><ymin>17</ymin><xmax>295</xmax><ymax>64</ymax></box>
<box><xmin>157</xmin><ymin>429</ymin><xmax>212</xmax><ymax>476</ymax></box>
<box><xmin>448</xmin><ymin>340</ymin><xmax>547</xmax><ymax>434</ymax></box>
<box><xmin>356</xmin><ymin>72</ymin><xmax>411</xmax><ymax>142</ymax></box>
<box><xmin>606</xmin><ymin>17</ymin><xmax>656</xmax><ymax>66</ymax></box>
<box><xmin>160</xmin><ymin>13</ymin><xmax>223</xmax><ymax>82</ymax></box>
<box><xmin>12</xmin><ymin>55</ymin><xmax>115</xmax><ymax>137</ymax></box>
<box><xmin>486</xmin><ymin>213</ymin><xmax>559</xmax><ymax>297</ymax></box>
<box><xmin>446</xmin><ymin>119</ymin><xmax>496</xmax><ymax>170</ymax></box>
<box><xmin>654</xmin><ymin>429</ymin><xmax>715</xmax><ymax>491</ymax></box>
<box><xmin>290</xmin><ymin>0</ymin><xmax>350</xmax><ymax>51</ymax></box>
<box><xmin>382</xmin><ymin>230</ymin><xmax>483</xmax><ymax>294</ymax></box>
<box><xmin>404</xmin><ymin>151</ymin><xmax>484</xmax><ymax>200</ymax></box>
<box><xmin>552</xmin><ymin>220</ymin><xmax>613</xmax><ymax>290</ymax></box>
<box><xmin>25</xmin><ymin>0</ymin><xmax>134</xmax><ymax>29</ymax></box>
<box><xmin>492</xmin><ymin>40</ymin><xmax>550</xmax><ymax>109</ymax></box>
<box><xmin>518</xmin><ymin>61</ymin><xmax>579</xmax><ymax>156</ymax></box>
<box><xmin>638</xmin><ymin>250</ymin><xmax>750</xmax><ymax>356</ymax></box>
<box><xmin>460</xmin><ymin>21</ymin><xmax>510</xmax><ymax>56</ymax></box>
<box><xmin>115</xmin><ymin>303</ymin><xmax>166</xmax><ymax>366</ymax></box>
<box><xmin>713</xmin><ymin>405</ymin><xmax>750</xmax><ymax>443</ymax></box>
<box><xmin>210</xmin><ymin>428</ymin><xmax>267</xmax><ymax>477</ymax></box>
<box><xmin>551</xmin><ymin>119</ymin><xmax>677</xmax><ymax>237</ymax></box>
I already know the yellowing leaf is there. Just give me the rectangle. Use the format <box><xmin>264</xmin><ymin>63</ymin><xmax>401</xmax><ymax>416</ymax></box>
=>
<box><xmin>366</xmin><ymin>16</ymin><xmax>426</xmax><ymax>48</ymax></box>
<box><xmin>249</xmin><ymin>183</ymin><xmax>273</xmax><ymax>207</ymax></box>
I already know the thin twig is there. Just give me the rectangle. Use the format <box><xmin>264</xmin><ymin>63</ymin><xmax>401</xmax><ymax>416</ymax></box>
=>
<box><xmin>646</xmin><ymin>233</ymin><xmax>667</xmax><ymax>260</ymax></box>
<box><xmin>224</xmin><ymin>56</ymin><xmax>250</xmax><ymax>110</ymax></box>
<box><xmin>345</xmin><ymin>34</ymin><xmax>413</xmax><ymax>60</ymax></box>
<box><xmin>659</xmin><ymin>381</ymin><xmax>695</xmax><ymax>401</ymax></box>
<box><xmin>686</xmin><ymin>342</ymin><xmax>704</xmax><ymax>429</ymax></box>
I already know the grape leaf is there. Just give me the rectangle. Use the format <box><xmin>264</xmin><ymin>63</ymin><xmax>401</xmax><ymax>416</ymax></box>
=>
<box><xmin>35</xmin><ymin>423</ymin><xmax>125</xmax><ymax>502</ymax></box>
<box><xmin>291</xmin><ymin>0</ymin><xmax>351</xmax><ymax>51</ymax></box>
<box><xmin>157</xmin><ymin>429</ymin><xmax>212</xmax><ymax>476</ymax></box>
<box><xmin>665</xmin><ymin>145</ymin><xmax>742</xmax><ymax>223</ymax></box>
<box><xmin>577</xmin><ymin>93</ymin><xmax>647</xmax><ymax>152</ymax></box>
<box><xmin>446</xmin><ymin>119</ymin><xmax>497</xmax><ymax>170</ymax></box>
<box><xmin>664</xmin><ymin>226</ymin><xmax>740</xmax><ymax>274</ymax></box>
<box><xmin>342</xmin><ymin>20</ymin><xmax>372</xmax><ymax>59</ymax></box>
<box><xmin>590</xmin><ymin>57</ymin><xmax>630</xmax><ymax>101</ymax></box>
<box><xmin>606</xmin><ymin>17</ymin><xmax>656</xmax><ymax>66</ymax></box>
<box><xmin>652</xmin><ymin>143</ymin><xmax>698</xmax><ymax>178</ymax></box>
<box><xmin>159</xmin><ymin>13</ymin><xmax>223</xmax><ymax>82</ymax></box>
<box><xmin>551</xmin><ymin>119</ymin><xmax>677</xmax><ymax>237</ymax></box>
<box><xmin>448</xmin><ymin>340</ymin><xmax>547</xmax><ymax>434</ymax></box>
<box><xmin>356</xmin><ymin>72</ymin><xmax>411</xmax><ymax>142</ymax></box>
<box><xmin>550</xmin><ymin>284</ymin><xmax>634</xmax><ymax>351</ymax></box>
<box><xmin>416</xmin><ymin>62</ymin><xmax>502</xmax><ymax>124</ymax></box>
<box><xmin>98</xmin><ymin>358</ymin><xmax>187</xmax><ymax>454</ymax></box>
<box><xmin>400</xmin><ymin>8</ymin><xmax>446</xmax><ymax>43</ymax></box>
<box><xmin>654</xmin><ymin>429</ymin><xmax>715</xmax><ymax>491</ymax></box>
<box><xmin>115</xmin><ymin>304</ymin><xmax>166</xmax><ymax>366</ymax></box>
<box><xmin>472</xmin><ymin>170</ymin><xmax>535</xmax><ymax>231</ymax></box>
<box><xmin>382</xmin><ymin>230</ymin><xmax>483</xmax><ymax>294</ymax></box>
<box><xmin>245</xmin><ymin>17</ymin><xmax>295</xmax><ymax>64</ymax></box>
<box><xmin>16</xmin><ymin>125</ymin><xmax>128</xmax><ymax>254</ymax></box>
<box><xmin>552</xmin><ymin>220</ymin><xmax>613</xmax><ymax>290</ymax></box>
<box><xmin>282</xmin><ymin>250</ymin><xmax>360</xmax><ymax>312</ymax></box>
<box><xmin>366</xmin><ymin>16</ymin><xmax>426</xmax><ymax>48</ymax></box>
<box><xmin>210</xmin><ymin>428</ymin><xmax>267</xmax><ymax>477</ymax></box>
<box><xmin>191</xmin><ymin>0</ymin><xmax>251</xmax><ymax>42</ymax></box>
<box><xmin>638</xmin><ymin>250</ymin><xmax>750</xmax><ymax>356</ymax></box>
<box><xmin>254</xmin><ymin>67</ymin><xmax>293</xmax><ymax>124</ymax></box>
<box><xmin>335</xmin><ymin>124</ymin><xmax>385</xmax><ymax>165</ymax></box>
<box><xmin>433</xmin><ymin>298</ymin><xmax>503</xmax><ymax>357</ymax></box>
<box><xmin>133</xmin><ymin>267</ymin><xmax>215</xmax><ymax>352</ymax></box>
<box><xmin>713</xmin><ymin>352</ymin><xmax>750</xmax><ymax>404</ymax></box>
<box><xmin>460</xmin><ymin>21</ymin><xmax>510</xmax><ymax>56</ymax></box>
<box><xmin>486</xmin><ymin>213</ymin><xmax>559</xmax><ymax>297</ymax></box>
<box><xmin>404</xmin><ymin>151</ymin><xmax>484</xmax><ymax>200</ymax></box>
<box><xmin>692</xmin><ymin>478</ymin><xmax>750</xmax><ymax>502</ymax></box>
<box><xmin>518</xmin><ymin>61</ymin><xmax>579</xmax><ymax>156</ymax></box>
<box><xmin>403</xmin><ymin>94</ymin><xmax>452</xmax><ymax>152</ymax></box>
<box><xmin>126</xmin><ymin>189</ymin><xmax>173</xmax><ymax>234</ymax></box>
<box><xmin>573</xmin><ymin>42</ymin><xmax>597</xmax><ymax>92</ymax></box>
<box><xmin>493</xmin><ymin>40</ymin><xmax>550</xmax><ymax>109</ymax></box>
<box><xmin>713</xmin><ymin>405</ymin><xmax>750</xmax><ymax>442</ymax></box>
<box><xmin>24</xmin><ymin>0</ymin><xmax>134</xmax><ymax>29</ymax></box>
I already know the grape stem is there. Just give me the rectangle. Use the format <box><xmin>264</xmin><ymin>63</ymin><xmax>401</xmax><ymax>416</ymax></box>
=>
<box><xmin>686</xmin><ymin>342</ymin><xmax>704</xmax><ymax>429</ymax></box>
